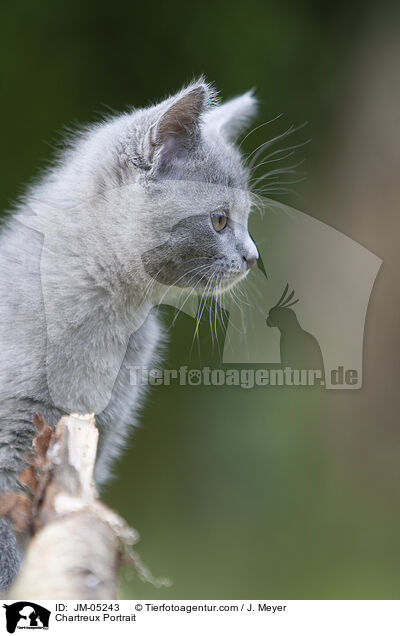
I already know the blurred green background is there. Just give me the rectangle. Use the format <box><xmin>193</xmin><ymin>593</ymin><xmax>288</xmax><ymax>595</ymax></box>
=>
<box><xmin>1</xmin><ymin>0</ymin><xmax>399</xmax><ymax>599</ymax></box>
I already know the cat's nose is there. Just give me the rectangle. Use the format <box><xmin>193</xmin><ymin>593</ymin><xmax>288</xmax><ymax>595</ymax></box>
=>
<box><xmin>243</xmin><ymin>254</ymin><xmax>257</xmax><ymax>269</ymax></box>
<box><xmin>243</xmin><ymin>239</ymin><xmax>259</xmax><ymax>269</ymax></box>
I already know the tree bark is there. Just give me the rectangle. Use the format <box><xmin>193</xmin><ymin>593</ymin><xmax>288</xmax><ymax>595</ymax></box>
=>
<box><xmin>10</xmin><ymin>414</ymin><xmax>138</xmax><ymax>600</ymax></box>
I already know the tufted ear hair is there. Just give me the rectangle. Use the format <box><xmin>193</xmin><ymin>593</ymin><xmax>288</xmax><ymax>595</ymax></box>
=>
<box><xmin>147</xmin><ymin>81</ymin><xmax>215</xmax><ymax>174</ymax></box>
<box><xmin>204</xmin><ymin>90</ymin><xmax>258</xmax><ymax>141</ymax></box>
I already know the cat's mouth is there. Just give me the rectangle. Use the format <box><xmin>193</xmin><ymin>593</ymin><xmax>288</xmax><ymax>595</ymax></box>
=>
<box><xmin>142</xmin><ymin>254</ymin><xmax>249</xmax><ymax>297</ymax></box>
<box><xmin>216</xmin><ymin>268</ymin><xmax>249</xmax><ymax>291</ymax></box>
<box><xmin>184</xmin><ymin>265</ymin><xmax>249</xmax><ymax>295</ymax></box>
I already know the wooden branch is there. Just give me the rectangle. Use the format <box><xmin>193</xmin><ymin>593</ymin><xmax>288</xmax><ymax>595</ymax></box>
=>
<box><xmin>9</xmin><ymin>414</ymin><xmax>139</xmax><ymax>600</ymax></box>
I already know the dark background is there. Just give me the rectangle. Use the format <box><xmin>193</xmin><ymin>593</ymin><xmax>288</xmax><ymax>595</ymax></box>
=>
<box><xmin>1</xmin><ymin>0</ymin><xmax>399</xmax><ymax>598</ymax></box>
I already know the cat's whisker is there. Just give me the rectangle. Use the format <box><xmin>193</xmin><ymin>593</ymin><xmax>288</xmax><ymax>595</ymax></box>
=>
<box><xmin>228</xmin><ymin>287</ymin><xmax>243</xmax><ymax>314</ymax></box>
<box><xmin>156</xmin><ymin>263</ymin><xmax>214</xmax><ymax>309</ymax></box>
<box><xmin>250</xmin><ymin>139</ymin><xmax>310</xmax><ymax>175</ymax></box>
<box><xmin>213</xmin><ymin>286</ymin><xmax>219</xmax><ymax>354</ymax></box>
<box><xmin>226</xmin><ymin>275</ymin><xmax>255</xmax><ymax>340</ymax></box>
<box><xmin>250</xmin><ymin>193</ymin><xmax>266</xmax><ymax>218</ymax></box>
<box><xmin>250</xmin><ymin>150</ymin><xmax>296</xmax><ymax>173</ymax></box>
<box><xmin>247</xmin><ymin>122</ymin><xmax>308</xmax><ymax>170</ymax></box>
<box><xmin>242</xmin><ymin>277</ymin><xmax>269</xmax><ymax>315</ymax></box>
<box><xmin>224</xmin><ymin>295</ymin><xmax>244</xmax><ymax>336</ymax></box>
<box><xmin>246</xmin><ymin>124</ymin><xmax>299</xmax><ymax>169</ymax></box>
<box><xmin>249</xmin><ymin>160</ymin><xmax>306</xmax><ymax>189</ymax></box>
<box><xmin>217</xmin><ymin>279</ymin><xmax>230</xmax><ymax>350</ymax></box>
<box><xmin>213</xmin><ymin>275</ymin><xmax>227</xmax><ymax>358</ymax></box>
<box><xmin>254</xmin><ymin>177</ymin><xmax>306</xmax><ymax>192</ymax></box>
<box><xmin>236</xmin><ymin>114</ymin><xmax>284</xmax><ymax>148</ymax></box>
<box><xmin>191</xmin><ymin>274</ymin><xmax>211</xmax><ymax>354</ymax></box>
<box><xmin>192</xmin><ymin>272</ymin><xmax>216</xmax><ymax>350</ymax></box>
<box><xmin>216</xmin><ymin>294</ymin><xmax>227</xmax><ymax>334</ymax></box>
<box><xmin>140</xmin><ymin>256</ymin><xmax>215</xmax><ymax>308</ymax></box>
<box><xmin>231</xmin><ymin>282</ymin><xmax>252</xmax><ymax>308</ymax></box>
<box><xmin>171</xmin><ymin>265</ymin><xmax>215</xmax><ymax>327</ymax></box>
<box><xmin>208</xmin><ymin>272</ymin><xmax>219</xmax><ymax>352</ymax></box>
<box><xmin>255</xmin><ymin>182</ymin><xmax>306</xmax><ymax>197</ymax></box>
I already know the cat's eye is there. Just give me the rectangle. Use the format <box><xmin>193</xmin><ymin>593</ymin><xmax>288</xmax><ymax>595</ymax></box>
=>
<box><xmin>211</xmin><ymin>211</ymin><xmax>228</xmax><ymax>232</ymax></box>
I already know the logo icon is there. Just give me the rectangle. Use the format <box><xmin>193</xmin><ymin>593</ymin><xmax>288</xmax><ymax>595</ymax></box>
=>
<box><xmin>266</xmin><ymin>284</ymin><xmax>325</xmax><ymax>375</ymax></box>
<box><xmin>3</xmin><ymin>603</ymin><xmax>50</xmax><ymax>633</ymax></box>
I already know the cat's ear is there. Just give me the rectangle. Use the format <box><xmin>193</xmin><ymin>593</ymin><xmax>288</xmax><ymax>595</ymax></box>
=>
<box><xmin>204</xmin><ymin>90</ymin><xmax>257</xmax><ymax>141</ymax></box>
<box><xmin>146</xmin><ymin>81</ymin><xmax>214</xmax><ymax>173</ymax></box>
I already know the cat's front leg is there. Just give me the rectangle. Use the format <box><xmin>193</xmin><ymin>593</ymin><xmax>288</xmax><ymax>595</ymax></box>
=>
<box><xmin>93</xmin><ymin>314</ymin><xmax>163</xmax><ymax>488</ymax></box>
<box><xmin>0</xmin><ymin>517</ymin><xmax>21</xmax><ymax>590</ymax></box>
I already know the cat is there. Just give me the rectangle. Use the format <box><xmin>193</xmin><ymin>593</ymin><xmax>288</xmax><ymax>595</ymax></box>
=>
<box><xmin>0</xmin><ymin>78</ymin><xmax>259</xmax><ymax>588</ymax></box>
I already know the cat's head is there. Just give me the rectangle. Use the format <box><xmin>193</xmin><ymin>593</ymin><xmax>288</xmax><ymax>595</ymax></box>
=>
<box><xmin>115</xmin><ymin>80</ymin><xmax>259</xmax><ymax>298</ymax></box>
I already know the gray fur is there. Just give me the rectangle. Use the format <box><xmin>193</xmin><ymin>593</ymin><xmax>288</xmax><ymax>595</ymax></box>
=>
<box><xmin>0</xmin><ymin>519</ymin><xmax>21</xmax><ymax>589</ymax></box>
<box><xmin>0</xmin><ymin>79</ymin><xmax>258</xmax><ymax>588</ymax></box>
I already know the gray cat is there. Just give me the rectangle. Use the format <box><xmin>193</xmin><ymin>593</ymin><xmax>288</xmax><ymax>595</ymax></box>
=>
<box><xmin>0</xmin><ymin>79</ymin><xmax>259</xmax><ymax>588</ymax></box>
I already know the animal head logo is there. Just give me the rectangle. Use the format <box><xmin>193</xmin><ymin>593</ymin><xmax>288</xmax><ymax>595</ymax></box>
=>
<box><xmin>2</xmin><ymin>602</ymin><xmax>50</xmax><ymax>633</ymax></box>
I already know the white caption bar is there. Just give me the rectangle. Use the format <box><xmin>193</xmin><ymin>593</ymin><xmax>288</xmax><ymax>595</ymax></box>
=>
<box><xmin>2</xmin><ymin>600</ymin><xmax>399</xmax><ymax>635</ymax></box>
